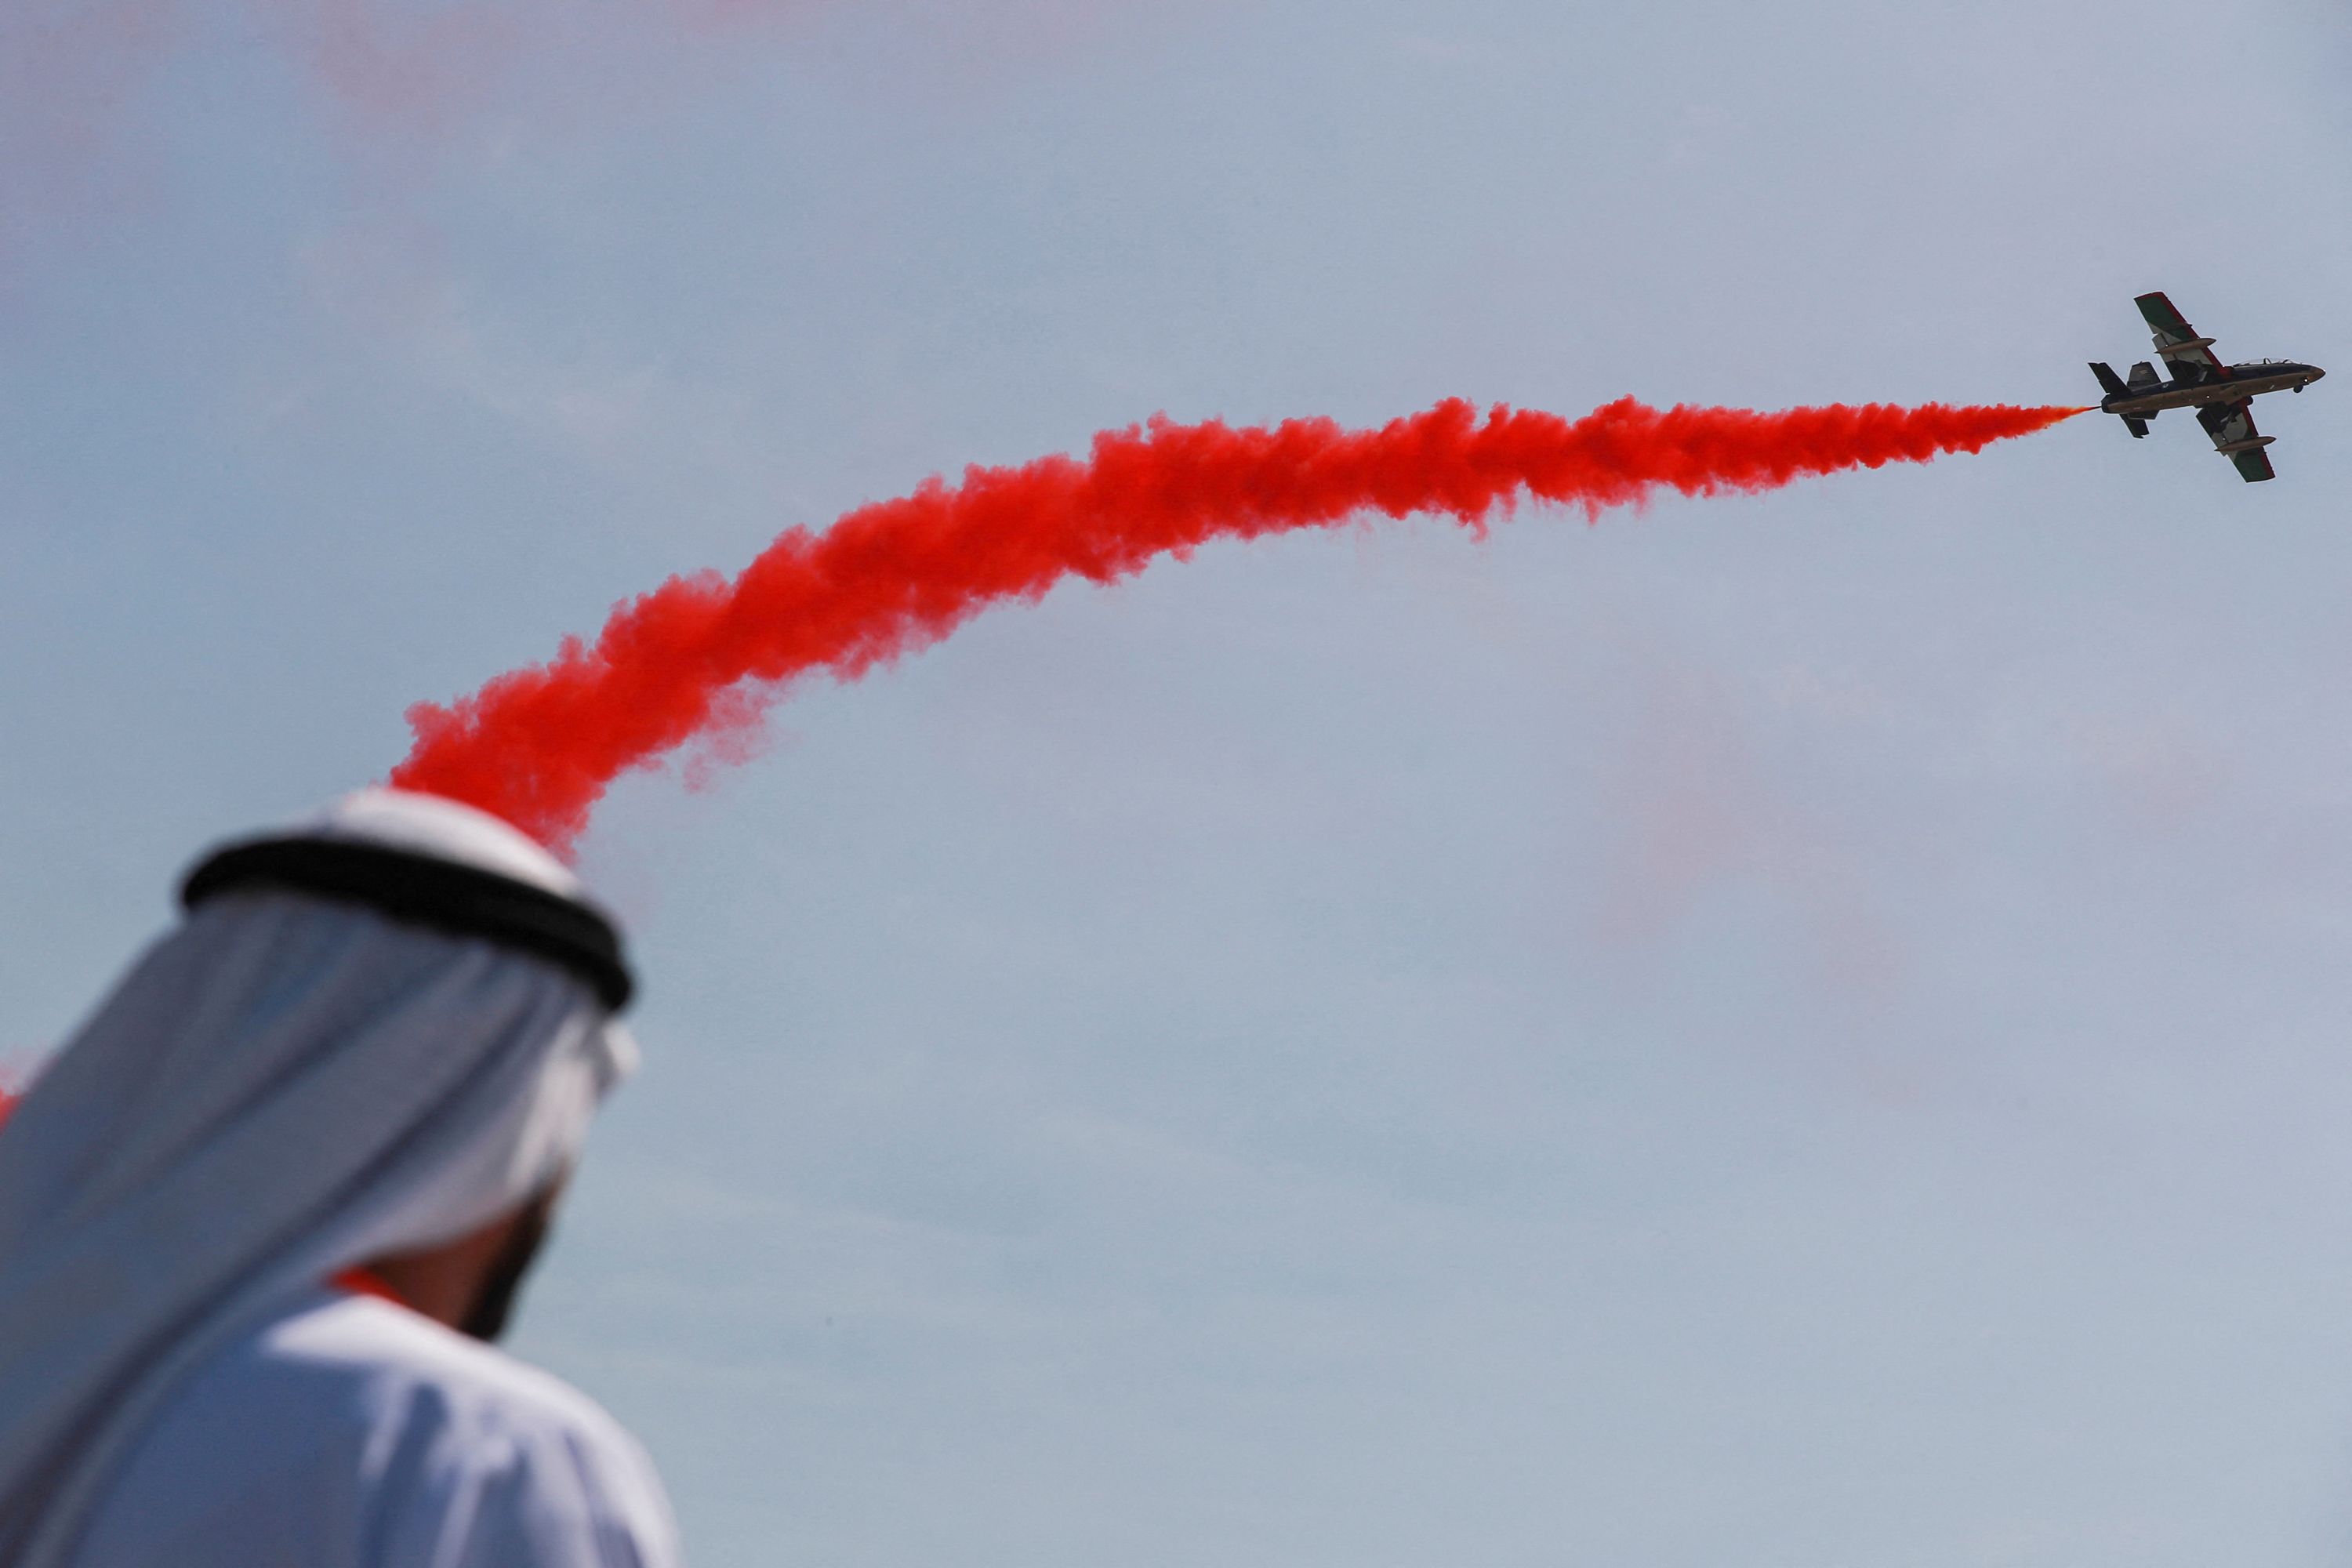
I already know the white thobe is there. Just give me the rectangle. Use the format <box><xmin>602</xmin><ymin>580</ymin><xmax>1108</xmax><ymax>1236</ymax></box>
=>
<box><xmin>67</xmin><ymin>1286</ymin><xmax>681</xmax><ymax>1568</ymax></box>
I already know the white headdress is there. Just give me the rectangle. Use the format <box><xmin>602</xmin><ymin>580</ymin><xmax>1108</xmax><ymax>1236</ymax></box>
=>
<box><xmin>0</xmin><ymin>789</ymin><xmax>639</xmax><ymax>1566</ymax></box>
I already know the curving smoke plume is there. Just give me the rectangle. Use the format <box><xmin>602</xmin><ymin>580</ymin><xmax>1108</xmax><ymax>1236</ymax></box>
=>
<box><xmin>393</xmin><ymin>395</ymin><xmax>2082</xmax><ymax>850</ymax></box>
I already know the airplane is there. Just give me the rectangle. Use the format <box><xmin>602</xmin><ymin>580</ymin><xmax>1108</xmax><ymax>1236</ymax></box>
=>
<box><xmin>2091</xmin><ymin>292</ymin><xmax>2322</xmax><ymax>482</ymax></box>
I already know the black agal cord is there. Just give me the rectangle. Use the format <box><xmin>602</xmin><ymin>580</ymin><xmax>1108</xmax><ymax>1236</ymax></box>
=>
<box><xmin>182</xmin><ymin>837</ymin><xmax>633</xmax><ymax>1012</ymax></box>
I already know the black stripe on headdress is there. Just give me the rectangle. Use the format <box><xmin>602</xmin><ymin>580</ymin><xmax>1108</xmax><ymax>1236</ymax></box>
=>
<box><xmin>180</xmin><ymin>837</ymin><xmax>634</xmax><ymax>1013</ymax></box>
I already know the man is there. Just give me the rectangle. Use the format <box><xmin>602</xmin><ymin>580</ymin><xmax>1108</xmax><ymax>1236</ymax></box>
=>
<box><xmin>0</xmin><ymin>789</ymin><xmax>681</xmax><ymax>1566</ymax></box>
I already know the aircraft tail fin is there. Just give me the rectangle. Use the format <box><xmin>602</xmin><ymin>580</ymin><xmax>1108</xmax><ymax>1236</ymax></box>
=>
<box><xmin>2094</xmin><ymin>364</ymin><xmax>2151</xmax><ymax>436</ymax></box>
<box><xmin>2126</xmin><ymin>360</ymin><xmax>2161</xmax><ymax>392</ymax></box>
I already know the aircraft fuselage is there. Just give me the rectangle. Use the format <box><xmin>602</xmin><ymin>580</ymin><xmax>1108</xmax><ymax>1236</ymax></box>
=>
<box><xmin>2100</xmin><ymin>361</ymin><xmax>2325</xmax><ymax>417</ymax></box>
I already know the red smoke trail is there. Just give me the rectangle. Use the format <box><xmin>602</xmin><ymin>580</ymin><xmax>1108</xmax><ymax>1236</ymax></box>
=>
<box><xmin>393</xmin><ymin>395</ymin><xmax>2084</xmax><ymax>850</ymax></box>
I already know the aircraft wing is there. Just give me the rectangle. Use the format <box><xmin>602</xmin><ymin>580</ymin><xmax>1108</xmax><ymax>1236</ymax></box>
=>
<box><xmin>2196</xmin><ymin>398</ymin><xmax>2276</xmax><ymax>483</ymax></box>
<box><xmin>2136</xmin><ymin>292</ymin><xmax>2228</xmax><ymax>383</ymax></box>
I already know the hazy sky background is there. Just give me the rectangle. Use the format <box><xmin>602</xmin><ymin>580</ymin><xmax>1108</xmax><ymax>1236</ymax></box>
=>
<box><xmin>7</xmin><ymin>1</ymin><xmax>2352</xmax><ymax>1563</ymax></box>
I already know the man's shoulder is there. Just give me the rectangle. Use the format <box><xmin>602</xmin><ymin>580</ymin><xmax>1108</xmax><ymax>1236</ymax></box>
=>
<box><xmin>252</xmin><ymin>1289</ymin><xmax>677</xmax><ymax>1529</ymax></box>
<box><xmin>77</xmin><ymin>1287</ymin><xmax>679</xmax><ymax>1568</ymax></box>
<box><xmin>263</xmin><ymin>1287</ymin><xmax>634</xmax><ymax>1451</ymax></box>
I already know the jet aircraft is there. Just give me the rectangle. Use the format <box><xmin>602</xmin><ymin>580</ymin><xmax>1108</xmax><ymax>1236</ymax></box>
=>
<box><xmin>2091</xmin><ymin>292</ymin><xmax>2323</xmax><ymax>482</ymax></box>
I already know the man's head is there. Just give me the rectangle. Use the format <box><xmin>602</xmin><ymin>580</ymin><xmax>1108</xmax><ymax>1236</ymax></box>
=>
<box><xmin>0</xmin><ymin>789</ymin><xmax>641</xmax><ymax>1557</ymax></box>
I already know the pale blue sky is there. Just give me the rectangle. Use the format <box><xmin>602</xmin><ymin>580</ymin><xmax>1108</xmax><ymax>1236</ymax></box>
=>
<box><xmin>8</xmin><ymin>2</ymin><xmax>2352</xmax><ymax>1563</ymax></box>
